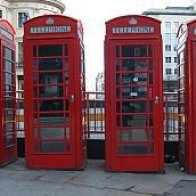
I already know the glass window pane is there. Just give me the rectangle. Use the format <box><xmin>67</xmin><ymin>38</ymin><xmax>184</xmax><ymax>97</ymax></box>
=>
<box><xmin>165</xmin><ymin>45</ymin><xmax>171</xmax><ymax>51</ymax></box>
<box><xmin>64</xmin><ymin>44</ymin><xmax>68</xmax><ymax>56</ymax></box>
<box><xmin>33</xmin><ymin>88</ymin><xmax>38</xmax><ymax>98</ymax></box>
<box><xmin>116</xmin><ymin>88</ymin><xmax>120</xmax><ymax>98</ymax></box>
<box><xmin>34</xmin><ymin>140</ymin><xmax>38</xmax><ymax>152</ymax></box>
<box><xmin>122</xmin><ymin>101</ymin><xmax>146</xmax><ymax>113</ymax></box>
<box><xmin>116</xmin><ymin>59</ymin><xmax>120</xmax><ymax>71</ymax></box>
<box><xmin>173</xmin><ymin>22</ymin><xmax>179</xmax><ymax>29</ymax></box>
<box><xmin>65</xmin><ymin>128</ymin><xmax>70</xmax><ymax>139</ymax></box>
<box><xmin>18</xmin><ymin>12</ymin><xmax>29</xmax><ymax>27</ymax></box>
<box><xmin>65</xmin><ymin>99</ymin><xmax>69</xmax><ymax>111</ymax></box>
<box><xmin>65</xmin><ymin>113</ymin><xmax>70</xmax><ymax>125</ymax></box>
<box><xmin>5</xmin><ymin>84</ymin><xmax>14</xmax><ymax>92</ymax></box>
<box><xmin>39</xmin><ymin>58</ymin><xmax>63</xmax><ymax>70</ymax></box>
<box><xmin>149</xmin><ymin>115</ymin><xmax>153</xmax><ymax>126</ymax></box>
<box><xmin>38</xmin><ymin>73</ymin><xmax>63</xmax><ymax>98</ymax></box>
<box><xmin>122</xmin><ymin>87</ymin><xmax>147</xmax><ymax>99</ymax></box>
<box><xmin>122</xmin><ymin>59</ymin><xmax>147</xmax><ymax>71</ymax></box>
<box><xmin>5</xmin><ymin>111</ymin><xmax>14</xmax><ymax>122</ymax></box>
<box><xmin>116</xmin><ymin>46</ymin><xmax>120</xmax><ymax>57</ymax></box>
<box><xmin>122</xmin><ymin>45</ymin><xmax>147</xmax><ymax>57</ymax></box>
<box><xmin>37</xmin><ymin>116</ymin><xmax>65</xmax><ymax>125</ymax></box>
<box><xmin>149</xmin><ymin>129</ymin><xmax>154</xmax><ymax>140</ymax></box>
<box><xmin>148</xmin><ymin>45</ymin><xmax>153</xmax><ymax>56</ymax></box>
<box><xmin>39</xmin><ymin>72</ymin><xmax>63</xmax><ymax>84</ymax></box>
<box><xmin>122</xmin><ymin>115</ymin><xmax>147</xmax><ymax>126</ymax></box>
<box><xmin>149</xmin><ymin>59</ymin><xmax>153</xmax><ymax>70</ymax></box>
<box><xmin>40</xmin><ymin>127</ymin><xmax>64</xmax><ymax>139</ymax></box>
<box><xmin>4</xmin><ymin>47</ymin><xmax>12</xmax><ymax>60</ymax></box>
<box><xmin>33</xmin><ymin>73</ymin><xmax>39</xmax><ymax>85</ymax></box>
<box><xmin>165</xmin><ymin>22</ymin><xmax>171</xmax><ymax>29</ymax></box>
<box><xmin>5</xmin><ymin>90</ymin><xmax>15</xmax><ymax>98</ymax></box>
<box><xmin>5</xmin><ymin>122</ymin><xmax>14</xmax><ymax>146</ymax></box>
<box><xmin>33</xmin><ymin>59</ymin><xmax>38</xmax><ymax>71</ymax></box>
<box><xmin>118</xmin><ymin>129</ymin><xmax>147</xmax><ymax>141</ymax></box>
<box><xmin>118</xmin><ymin>143</ymin><xmax>147</xmax><ymax>155</ymax></box>
<box><xmin>116</xmin><ymin>73</ymin><xmax>120</xmax><ymax>85</ymax></box>
<box><xmin>149</xmin><ymin>101</ymin><xmax>153</xmax><ymax>112</ymax></box>
<box><xmin>40</xmin><ymin>86</ymin><xmax>63</xmax><ymax>98</ymax></box>
<box><xmin>5</xmin><ymin>109</ymin><xmax>14</xmax><ymax>116</ymax></box>
<box><xmin>39</xmin><ymin>45</ymin><xmax>62</xmax><ymax>57</ymax></box>
<box><xmin>116</xmin><ymin>115</ymin><xmax>120</xmax><ymax>127</ymax></box>
<box><xmin>40</xmin><ymin>141</ymin><xmax>67</xmax><ymax>153</ymax></box>
<box><xmin>5</xmin><ymin>73</ymin><xmax>13</xmax><ymax>84</ymax></box>
<box><xmin>6</xmin><ymin>134</ymin><xmax>14</xmax><ymax>146</ymax></box>
<box><xmin>165</xmin><ymin>57</ymin><xmax>171</xmax><ymax>63</ymax></box>
<box><xmin>33</xmin><ymin>46</ymin><xmax>37</xmax><ymax>57</ymax></box>
<box><xmin>149</xmin><ymin>143</ymin><xmax>154</xmax><ymax>154</ymax></box>
<box><xmin>40</xmin><ymin>100</ymin><xmax>63</xmax><ymax>112</ymax></box>
<box><xmin>5</xmin><ymin>60</ymin><xmax>12</xmax><ymax>73</ymax></box>
<box><xmin>65</xmin><ymin>58</ymin><xmax>69</xmax><ymax>72</ymax></box>
<box><xmin>5</xmin><ymin>122</ymin><xmax>14</xmax><ymax>132</ymax></box>
<box><xmin>122</xmin><ymin>73</ymin><xmax>147</xmax><ymax>85</ymax></box>
<box><xmin>149</xmin><ymin>73</ymin><xmax>153</xmax><ymax>84</ymax></box>
<box><xmin>116</xmin><ymin>102</ymin><xmax>120</xmax><ymax>113</ymax></box>
<box><xmin>5</xmin><ymin>98</ymin><xmax>14</xmax><ymax>109</ymax></box>
<box><xmin>165</xmin><ymin>33</ymin><xmax>171</xmax><ymax>41</ymax></box>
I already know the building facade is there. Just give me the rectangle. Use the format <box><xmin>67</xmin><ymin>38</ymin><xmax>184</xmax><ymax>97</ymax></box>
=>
<box><xmin>143</xmin><ymin>6</ymin><xmax>196</xmax><ymax>92</ymax></box>
<box><xmin>0</xmin><ymin>0</ymin><xmax>65</xmax><ymax>135</ymax></box>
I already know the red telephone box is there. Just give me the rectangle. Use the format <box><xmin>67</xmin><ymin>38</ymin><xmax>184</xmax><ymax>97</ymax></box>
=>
<box><xmin>105</xmin><ymin>15</ymin><xmax>163</xmax><ymax>172</ymax></box>
<box><xmin>177</xmin><ymin>20</ymin><xmax>196</xmax><ymax>174</ymax></box>
<box><xmin>23</xmin><ymin>15</ymin><xmax>86</xmax><ymax>169</ymax></box>
<box><xmin>0</xmin><ymin>19</ymin><xmax>17</xmax><ymax>166</ymax></box>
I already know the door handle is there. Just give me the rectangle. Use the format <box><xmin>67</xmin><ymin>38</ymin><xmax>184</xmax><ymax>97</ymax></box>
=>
<box><xmin>70</xmin><ymin>95</ymin><xmax>74</xmax><ymax>102</ymax></box>
<box><xmin>155</xmin><ymin>96</ymin><xmax>159</xmax><ymax>104</ymax></box>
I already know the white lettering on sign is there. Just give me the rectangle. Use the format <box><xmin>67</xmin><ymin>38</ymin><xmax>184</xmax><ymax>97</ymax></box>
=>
<box><xmin>30</xmin><ymin>25</ymin><xmax>71</xmax><ymax>34</ymax></box>
<box><xmin>112</xmin><ymin>26</ymin><xmax>154</xmax><ymax>34</ymax></box>
<box><xmin>0</xmin><ymin>28</ymin><xmax>13</xmax><ymax>40</ymax></box>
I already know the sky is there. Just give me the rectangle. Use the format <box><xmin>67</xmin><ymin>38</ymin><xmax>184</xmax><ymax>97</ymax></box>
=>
<box><xmin>64</xmin><ymin>0</ymin><xmax>194</xmax><ymax>90</ymax></box>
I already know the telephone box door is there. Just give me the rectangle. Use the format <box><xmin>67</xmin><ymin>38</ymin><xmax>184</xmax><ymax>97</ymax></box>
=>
<box><xmin>0</xmin><ymin>42</ymin><xmax>16</xmax><ymax>165</ymax></box>
<box><xmin>106</xmin><ymin>40</ymin><xmax>163</xmax><ymax>171</ymax></box>
<box><xmin>25</xmin><ymin>39</ymin><xmax>76</xmax><ymax>168</ymax></box>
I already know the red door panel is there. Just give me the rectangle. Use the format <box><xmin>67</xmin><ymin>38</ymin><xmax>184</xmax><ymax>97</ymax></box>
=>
<box><xmin>0</xmin><ymin>42</ymin><xmax>17</xmax><ymax>166</ymax></box>
<box><xmin>106</xmin><ymin>40</ymin><xmax>163</xmax><ymax>172</ymax></box>
<box><xmin>25</xmin><ymin>40</ymin><xmax>76</xmax><ymax>169</ymax></box>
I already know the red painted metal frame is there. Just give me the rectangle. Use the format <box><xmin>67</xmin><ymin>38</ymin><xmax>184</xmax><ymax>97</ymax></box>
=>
<box><xmin>0</xmin><ymin>19</ymin><xmax>17</xmax><ymax>166</ymax></box>
<box><xmin>23</xmin><ymin>15</ymin><xmax>86</xmax><ymax>169</ymax></box>
<box><xmin>105</xmin><ymin>15</ymin><xmax>164</xmax><ymax>172</ymax></box>
<box><xmin>177</xmin><ymin>20</ymin><xmax>196</xmax><ymax>174</ymax></box>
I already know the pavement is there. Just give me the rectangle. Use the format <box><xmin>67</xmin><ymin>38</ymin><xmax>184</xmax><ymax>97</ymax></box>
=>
<box><xmin>0</xmin><ymin>159</ymin><xmax>196</xmax><ymax>196</ymax></box>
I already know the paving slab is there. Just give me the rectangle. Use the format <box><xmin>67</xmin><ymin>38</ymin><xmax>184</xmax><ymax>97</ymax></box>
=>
<box><xmin>0</xmin><ymin>159</ymin><xmax>196</xmax><ymax>196</ymax></box>
<box><xmin>38</xmin><ymin>171</ymin><xmax>81</xmax><ymax>184</ymax></box>
<box><xmin>161</xmin><ymin>180</ymin><xmax>196</xmax><ymax>196</ymax></box>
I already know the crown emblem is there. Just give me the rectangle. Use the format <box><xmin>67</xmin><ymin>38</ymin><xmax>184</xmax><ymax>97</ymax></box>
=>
<box><xmin>129</xmin><ymin>18</ymin><xmax>137</xmax><ymax>25</ymax></box>
<box><xmin>46</xmin><ymin>18</ymin><xmax>54</xmax><ymax>25</ymax></box>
